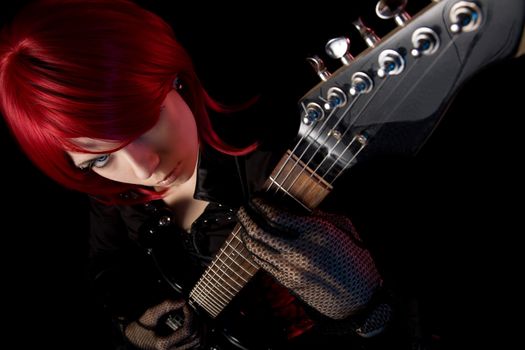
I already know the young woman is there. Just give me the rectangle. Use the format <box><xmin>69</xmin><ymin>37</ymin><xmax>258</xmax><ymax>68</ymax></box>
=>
<box><xmin>1</xmin><ymin>1</ymin><xmax>395</xmax><ymax>349</ymax></box>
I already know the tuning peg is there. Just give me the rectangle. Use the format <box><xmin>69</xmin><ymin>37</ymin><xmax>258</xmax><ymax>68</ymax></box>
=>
<box><xmin>302</xmin><ymin>102</ymin><xmax>324</xmax><ymax>125</ymax></box>
<box><xmin>352</xmin><ymin>17</ymin><xmax>380</xmax><ymax>48</ymax></box>
<box><xmin>449</xmin><ymin>1</ymin><xmax>482</xmax><ymax>34</ymax></box>
<box><xmin>411</xmin><ymin>27</ymin><xmax>440</xmax><ymax>57</ymax></box>
<box><xmin>376</xmin><ymin>49</ymin><xmax>405</xmax><ymax>78</ymax></box>
<box><xmin>349</xmin><ymin>72</ymin><xmax>374</xmax><ymax>95</ymax></box>
<box><xmin>306</xmin><ymin>55</ymin><xmax>332</xmax><ymax>81</ymax></box>
<box><xmin>325</xmin><ymin>37</ymin><xmax>354</xmax><ymax>66</ymax></box>
<box><xmin>323</xmin><ymin>87</ymin><xmax>347</xmax><ymax>111</ymax></box>
<box><xmin>376</xmin><ymin>0</ymin><xmax>411</xmax><ymax>26</ymax></box>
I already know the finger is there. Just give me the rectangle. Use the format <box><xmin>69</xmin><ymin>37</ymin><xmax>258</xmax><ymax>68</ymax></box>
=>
<box><xmin>181</xmin><ymin>303</ymin><xmax>194</xmax><ymax>328</ymax></box>
<box><xmin>250</xmin><ymin>197</ymin><xmax>302</xmax><ymax>236</ymax></box>
<box><xmin>237</xmin><ymin>202</ymin><xmax>290</xmax><ymax>240</ymax></box>
<box><xmin>314</xmin><ymin>211</ymin><xmax>365</xmax><ymax>247</ymax></box>
<box><xmin>124</xmin><ymin>322</ymin><xmax>157</xmax><ymax>349</ymax></box>
<box><xmin>138</xmin><ymin>299</ymin><xmax>185</xmax><ymax>327</ymax></box>
<box><xmin>251</xmin><ymin>253</ymin><xmax>280</xmax><ymax>277</ymax></box>
<box><xmin>239</xmin><ymin>225</ymin><xmax>281</xmax><ymax>259</ymax></box>
<box><xmin>241</xmin><ymin>233</ymin><xmax>299</xmax><ymax>287</ymax></box>
<box><xmin>237</xmin><ymin>206</ymin><xmax>296</xmax><ymax>250</ymax></box>
<box><xmin>157</xmin><ymin>303</ymin><xmax>198</xmax><ymax>348</ymax></box>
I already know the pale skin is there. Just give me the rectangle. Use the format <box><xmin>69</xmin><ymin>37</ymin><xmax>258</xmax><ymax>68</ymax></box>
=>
<box><xmin>67</xmin><ymin>90</ymin><xmax>209</xmax><ymax>231</ymax></box>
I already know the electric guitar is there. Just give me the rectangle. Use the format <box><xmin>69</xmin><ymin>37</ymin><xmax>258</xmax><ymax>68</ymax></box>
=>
<box><xmin>154</xmin><ymin>0</ymin><xmax>525</xmax><ymax>348</ymax></box>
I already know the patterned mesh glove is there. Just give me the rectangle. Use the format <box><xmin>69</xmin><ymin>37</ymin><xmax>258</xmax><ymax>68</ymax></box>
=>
<box><xmin>124</xmin><ymin>299</ymin><xmax>200</xmax><ymax>350</ymax></box>
<box><xmin>237</xmin><ymin>197</ymin><xmax>382</xmax><ymax>320</ymax></box>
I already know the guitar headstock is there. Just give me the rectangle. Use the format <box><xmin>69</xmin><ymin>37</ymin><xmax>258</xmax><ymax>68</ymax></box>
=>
<box><xmin>294</xmin><ymin>0</ymin><xmax>525</xmax><ymax>184</ymax></box>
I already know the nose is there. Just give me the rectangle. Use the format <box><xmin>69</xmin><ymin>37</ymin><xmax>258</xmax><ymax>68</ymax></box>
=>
<box><xmin>121</xmin><ymin>141</ymin><xmax>160</xmax><ymax>180</ymax></box>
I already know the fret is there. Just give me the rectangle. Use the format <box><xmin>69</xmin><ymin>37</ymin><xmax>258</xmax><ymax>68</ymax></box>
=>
<box><xmin>190</xmin><ymin>225</ymin><xmax>260</xmax><ymax>317</ymax></box>
<box><xmin>192</xmin><ymin>278</ymin><xmax>234</xmax><ymax>301</ymax></box>
<box><xmin>214</xmin><ymin>254</ymin><xmax>249</xmax><ymax>283</ymax></box>
<box><xmin>199</xmin><ymin>272</ymin><xmax>237</xmax><ymax>298</ymax></box>
<box><xmin>191</xmin><ymin>284</ymin><xmax>223</xmax><ymax>310</ymax></box>
<box><xmin>266</xmin><ymin>150</ymin><xmax>333</xmax><ymax>210</ymax></box>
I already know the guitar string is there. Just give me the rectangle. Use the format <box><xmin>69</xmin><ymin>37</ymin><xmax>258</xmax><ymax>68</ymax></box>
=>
<box><xmin>190</xmin><ymin>231</ymin><xmax>243</xmax><ymax>312</ymax></box>
<box><xmin>191</xmin><ymin>282</ymin><xmax>223</xmax><ymax>316</ymax></box>
<box><xmin>200</xmin><ymin>225</ymin><xmax>258</xmax><ymax>285</ymax></box>
<box><xmin>196</xmin><ymin>268</ymin><xmax>235</xmax><ymax>299</ymax></box>
<box><xmin>313</xmin><ymin>62</ymin><xmax>420</xmax><ymax>184</ymax></box>
<box><xmin>267</xmin><ymin>99</ymin><xmax>354</xmax><ymax>196</ymax></box>
<box><xmin>191</xmin><ymin>243</ymin><xmax>242</xmax><ymax>307</ymax></box>
<box><xmin>219</xmin><ymin>237</ymin><xmax>257</xmax><ymax>278</ymax></box>
<box><xmin>192</xmin><ymin>270</ymin><xmax>233</xmax><ymax>316</ymax></box>
<box><xmin>280</xmin><ymin>77</ymin><xmax>388</xmax><ymax>200</ymax></box>
<box><xmin>265</xmin><ymin>100</ymin><xmax>332</xmax><ymax>193</ymax></box>
<box><xmin>328</xmin><ymin>36</ymin><xmax>459</xmax><ymax>185</ymax></box>
<box><xmin>192</xmin><ymin>225</ymin><xmax>259</xmax><ymax>314</ymax></box>
<box><xmin>272</xmin><ymin>96</ymin><xmax>362</xmax><ymax>198</ymax></box>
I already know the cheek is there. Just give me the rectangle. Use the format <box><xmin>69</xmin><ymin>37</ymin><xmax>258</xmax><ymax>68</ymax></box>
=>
<box><xmin>93</xmin><ymin>165</ymin><xmax>132</xmax><ymax>183</ymax></box>
<box><xmin>175</xmin><ymin>114</ymin><xmax>199</xmax><ymax>153</ymax></box>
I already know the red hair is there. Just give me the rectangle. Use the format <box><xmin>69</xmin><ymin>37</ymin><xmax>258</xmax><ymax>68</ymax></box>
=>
<box><xmin>0</xmin><ymin>0</ymin><xmax>256</xmax><ymax>204</ymax></box>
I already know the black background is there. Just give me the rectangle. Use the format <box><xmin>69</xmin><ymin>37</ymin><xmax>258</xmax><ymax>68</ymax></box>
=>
<box><xmin>1</xmin><ymin>1</ymin><xmax>523</xmax><ymax>348</ymax></box>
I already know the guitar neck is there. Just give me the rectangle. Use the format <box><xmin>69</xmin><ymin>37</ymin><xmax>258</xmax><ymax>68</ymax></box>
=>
<box><xmin>263</xmin><ymin>150</ymin><xmax>333</xmax><ymax>210</ymax></box>
<box><xmin>189</xmin><ymin>223</ymin><xmax>258</xmax><ymax>318</ymax></box>
<box><xmin>189</xmin><ymin>151</ymin><xmax>332</xmax><ymax>317</ymax></box>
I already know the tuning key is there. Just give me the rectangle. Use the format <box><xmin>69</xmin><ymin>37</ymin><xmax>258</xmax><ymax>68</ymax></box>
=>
<box><xmin>323</xmin><ymin>87</ymin><xmax>347</xmax><ymax>110</ymax></box>
<box><xmin>306</xmin><ymin>55</ymin><xmax>332</xmax><ymax>81</ymax></box>
<box><xmin>349</xmin><ymin>72</ymin><xmax>374</xmax><ymax>95</ymax></box>
<box><xmin>449</xmin><ymin>1</ymin><xmax>482</xmax><ymax>34</ymax></box>
<box><xmin>325</xmin><ymin>37</ymin><xmax>354</xmax><ymax>66</ymax></box>
<box><xmin>411</xmin><ymin>27</ymin><xmax>440</xmax><ymax>57</ymax></box>
<box><xmin>376</xmin><ymin>0</ymin><xmax>411</xmax><ymax>27</ymax></box>
<box><xmin>377</xmin><ymin>49</ymin><xmax>405</xmax><ymax>78</ymax></box>
<box><xmin>302</xmin><ymin>102</ymin><xmax>324</xmax><ymax>125</ymax></box>
<box><xmin>353</xmin><ymin>17</ymin><xmax>380</xmax><ymax>48</ymax></box>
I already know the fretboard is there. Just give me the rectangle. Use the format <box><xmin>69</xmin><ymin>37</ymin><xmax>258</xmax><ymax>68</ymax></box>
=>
<box><xmin>189</xmin><ymin>150</ymin><xmax>332</xmax><ymax>317</ymax></box>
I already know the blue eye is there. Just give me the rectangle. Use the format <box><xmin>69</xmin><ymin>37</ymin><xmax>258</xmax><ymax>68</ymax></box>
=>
<box><xmin>79</xmin><ymin>154</ymin><xmax>110</xmax><ymax>170</ymax></box>
<box><xmin>92</xmin><ymin>154</ymin><xmax>110</xmax><ymax>168</ymax></box>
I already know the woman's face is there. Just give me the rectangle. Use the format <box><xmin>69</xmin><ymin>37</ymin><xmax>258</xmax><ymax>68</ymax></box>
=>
<box><xmin>67</xmin><ymin>90</ymin><xmax>199</xmax><ymax>190</ymax></box>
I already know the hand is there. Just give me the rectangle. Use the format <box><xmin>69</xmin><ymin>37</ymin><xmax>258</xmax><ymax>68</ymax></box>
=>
<box><xmin>124</xmin><ymin>299</ymin><xmax>200</xmax><ymax>350</ymax></box>
<box><xmin>237</xmin><ymin>198</ymin><xmax>382</xmax><ymax>320</ymax></box>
